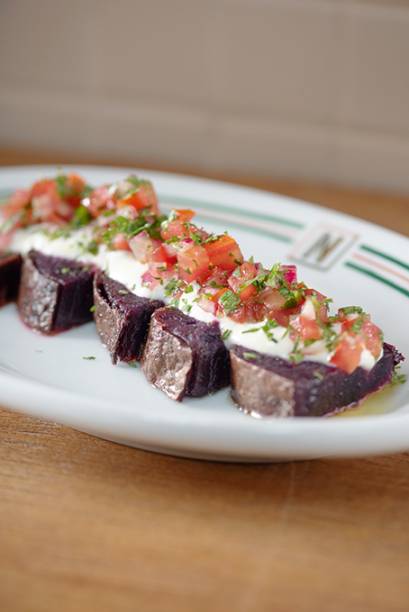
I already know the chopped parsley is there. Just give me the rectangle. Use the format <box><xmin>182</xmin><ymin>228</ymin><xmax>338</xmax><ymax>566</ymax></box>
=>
<box><xmin>222</xmin><ymin>329</ymin><xmax>232</xmax><ymax>341</ymax></box>
<box><xmin>55</xmin><ymin>174</ymin><xmax>69</xmax><ymax>199</ymax></box>
<box><xmin>391</xmin><ymin>367</ymin><xmax>407</xmax><ymax>386</ymax></box>
<box><xmin>70</xmin><ymin>205</ymin><xmax>92</xmax><ymax>229</ymax></box>
<box><xmin>89</xmin><ymin>305</ymin><xmax>96</xmax><ymax>313</ymax></box>
<box><xmin>102</xmin><ymin>213</ymin><xmax>166</xmax><ymax>247</ymax></box>
<box><xmin>219</xmin><ymin>290</ymin><xmax>241</xmax><ymax>314</ymax></box>
<box><xmin>243</xmin><ymin>351</ymin><xmax>257</xmax><ymax>361</ymax></box>
<box><xmin>164</xmin><ymin>278</ymin><xmax>182</xmax><ymax>296</ymax></box>
<box><xmin>339</xmin><ymin>306</ymin><xmax>364</xmax><ymax>316</ymax></box>
<box><xmin>289</xmin><ymin>340</ymin><xmax>303</xmax><ymax>364</ymax></box>
<box><xmin>82</xmin><ymin>355</ymin><xmax>96</xmax><ymax>361</ymax></box>
<box><xmin>241</xmin><ymin>319</ymin><xmax>278</xmax><ymax>342</ymax></box>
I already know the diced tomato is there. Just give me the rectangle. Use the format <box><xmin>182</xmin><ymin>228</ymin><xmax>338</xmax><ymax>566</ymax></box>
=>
<box><xmin>173</xmin><ymin>209</ymin><xmax>195</xmax><ymax>223</ymax></box>
<box><xmin>87</xmin><ymin>185</ymin><xmax>116</xmax><ymax>218</ymax></box>
<box><xmin>197</xmin><ymin>287</ymin><xmax>225</xmax><ymax>315</ymax></box>
<box><xmin>292</xmin><ymin>316</ymin><xmax>322</xmax><ymax>342</ymax></box>
<box><xmin>330</xmin><ymin>336</ymin><xmax>363</xmax><ymax>374</ymax></box>
<box><xmin>161</xmin><ymin>219</ymin><xmax>189</xmax><ymax>242</ymax></box>
<box><xmin>177</xmin><ymin>244</ymin><xmax>210</xmax><ymax>283</ymax></box>
<box><xmin>117</xmin><ymin>180</ymin><xmax>159</xmax><ymax>214</ymax></box>
<box><xmin>361</xmin><ymin>320</ymin><xmax>383</xmax><ymax>358</ymax></box>
<box><xmin>229</xmin><ymin>302</ymin><xmax>266</xmax><ymax>324</ymax></box>
<box><xmin>129</xmin><ymin>231</ymin><xmax>158</xmax><ymax>262</ymax></box>
<box><xmin>228</xmin><ymin>262</ymin><xmax>257</xmax><ymax>301</ymax></box>
<box><xmin>204</xmin><ymin>234</ymin><xmax>243</xmax><ymax>271</ymax></box>
<box><xmin>112</xmin><ymin>233</ymin><xmax>131</xmax><ymax>251</ymax></box>
<box><xmin>151</xmin><ymin>244</ymin><xmax>177</xmax><ymax>265</ymax></box>
<box><xmin>258</xmin><ymin>287</ymin><xmax>286</xmax><ymax>310</ymax></box>
<box><xmin>2</xmin><ymin>189</ymin><xmax>31</xmax><ymax>218</ymax></box>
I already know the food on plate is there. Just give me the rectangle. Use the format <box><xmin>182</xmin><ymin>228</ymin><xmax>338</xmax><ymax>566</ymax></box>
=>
<box><xmin>18</xmin><ymin>250</ymin><xmax>94</xmax><ymax>333</ymax></box>
<box><xmin>94</xmin><ymin>272</ymin><xmax>164</xmax><ymax>364</ymax></box>
<box><xmin>142</xmin><ymin>307</ymin><xmax>230</xmax><ymax>400</ymax></box>
<box><xmin>230</xmin><ymin>343</ymin><xmax>402</xmax><ymax>418</ymax></box>
<box><xmin>0</xmin><ymin>172</ymin><xmax>405</xmax><ymax>417</ymax></box>
<box><xmin>0</xmin><ymin>252</ymin><xmax>22</xmax><ymax>306</ymax></box>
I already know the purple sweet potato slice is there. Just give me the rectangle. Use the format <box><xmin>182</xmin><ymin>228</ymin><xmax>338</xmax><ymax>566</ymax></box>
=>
<box><xmin>230</xmin><ymin>343</ymin><xmax>403</xmax><ymax>417</ymax></box>
<box><xmin>18</xmin><ymin>249</ymin><xmax>95</xmax><ymax>334</ymax></box>
<box><xmin>142</xmin><ymin>307</ymin><xmax>230</xmax><ymax>401</ymax></box>
<box><xmin>0</xmin><ymin>252</ymin><xmax>22</xmax><ymax>306</ymax></box>
<box><xmin>93</xmin><ymin>272</ymin><xmax>164</xmax><ymax>364</ymax></box>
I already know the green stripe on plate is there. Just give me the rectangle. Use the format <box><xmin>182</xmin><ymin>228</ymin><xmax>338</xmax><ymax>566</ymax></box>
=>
<box><xmin>360</xmin><ymin>244</ymin><xmax>409</xmax><ymax>273</ymax></box>
<box><xmin>193</xmin><ymin>212</ymin><xmax>292</xmax><ymax>243</ymax></box>
<box><xmin>345</xmin><ymin>261</ymin><xmax>409</xmax><ymax>298</ymax></box>
<box><xmin>158</xmin><ymin>194</ymin><xmax>304</xmax><ymax>230</ymax></box>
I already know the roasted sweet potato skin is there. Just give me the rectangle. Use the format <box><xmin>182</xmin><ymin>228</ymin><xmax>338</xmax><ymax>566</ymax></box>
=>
<box><xmin>0</xmin><ymin>252</ymin><xmax>22</xmax><ymax>306</ymax></box>
<box><xmin>18</xmin><ymin>250</ymin><xmax>94</xmax><ymax>334</ymax></box>
<box><xmin>230</xmin><ymin>343</ymin><xmax>403</xmax><ymax>417</ymax></box>
<box><xmin>93</xmin><ymin>272</ymin><xmax>164</xmax><ymax>364</ymax></box>
<box><xmin>142</xmin><ymin>307</ymin><xmax>230</xmax><ymax>401</ymax></box>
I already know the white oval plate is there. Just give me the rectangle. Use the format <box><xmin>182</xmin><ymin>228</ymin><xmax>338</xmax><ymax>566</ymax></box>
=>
<box><xmin>1</xmin><ymin>166</ymin><xmax>408</xmax><ymax>462</ymax></box>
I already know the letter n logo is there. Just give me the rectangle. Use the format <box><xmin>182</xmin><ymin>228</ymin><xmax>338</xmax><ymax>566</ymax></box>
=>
<box><xmin>289</xmin><ymin>225</ymin><xmax>358</xmax><ymax>270</ymax></box>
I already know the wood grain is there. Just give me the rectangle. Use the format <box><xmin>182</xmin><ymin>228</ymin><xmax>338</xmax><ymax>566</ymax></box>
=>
<box><xmin>0</xmin><ymin>150</ymin><xmax>408</xmax><ymax>612</ymax></box>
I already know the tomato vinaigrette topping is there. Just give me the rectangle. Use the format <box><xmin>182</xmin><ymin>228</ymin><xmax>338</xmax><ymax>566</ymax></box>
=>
<box><xmin>1</xmin><ymin>173</ymin><xmax>385</xmax><ymax>374</ymax></box>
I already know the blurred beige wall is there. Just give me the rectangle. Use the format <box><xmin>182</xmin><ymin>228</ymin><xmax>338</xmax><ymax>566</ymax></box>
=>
<box><xmin>0</xmin><ymin>0</ymin><xmax>408</xmax><ymax>192</ymax></box>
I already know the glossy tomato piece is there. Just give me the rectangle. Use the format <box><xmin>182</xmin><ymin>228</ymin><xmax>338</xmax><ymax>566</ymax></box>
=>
<box><xmin>204</xmin><ymin>235</ymin><xmax>243</xmax><ymax>271</ymax></box>
<box><xmin>2</xmin><ymin>189</ymin><xmax>31</xmax><ymax>226</ymax></box>
<box><xmin>292</xmin><ymin>316</ymin><xmax>322</xmax><ymax>342</ymax></box>
<box><xmin>117</xmin><ymin>180</ymin><xmax>159</xmax><ymax>214</ymax></box>
<box><xmin>177</xmin><ymin>244</ymin><xmax>210</xmax><ymax>283</ymax></box>
<box><xmin>228</xmin><ymin>262</ymin><xmax>258</xmax><ymax>301</ymax></box>
<box><xmin>229</xmin><ymin>301</ymin><xmax>266</xmax><ymax>324</ymax></box>
<box><xmin>151</xmin><ymin>244</ymin><xmax>177</xmax><ymax>265</ymax></box>
<box><xmin>112</xmin><ymin>233</ymin><xmax>131</xmax><ymax>251</ymax></box>
<box><xmin>330</xmin><ymin>336</ymin><xmax>363</xmax><ymax>374</ymax></box>
<box><xmin>361</xmin><ymin>319</ymin><xmax>383</xmax><ymax>358</ymax></box>
<box><xmin>161</xmin><ymin>219</ymin><xmax>189</xmax><ymax>242</ymax></box>
<box><xmin>129</xmin><ymin>231</ymin><xmax>158</xmax><ymax>261</ymax></box>
<box><xmin>87</xmin><ymin>185</ymin><xmax>116</xmax><ymax>218</ymax></box>
<box><xmin>173</xmin><ymin>209</ymin><xmax>195</xmax><ymax>223</ymax></box>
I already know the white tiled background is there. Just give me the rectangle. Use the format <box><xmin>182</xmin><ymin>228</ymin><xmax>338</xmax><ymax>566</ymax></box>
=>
<box><xmin>1</xmin><ymin>0</ymin><xmax>408</xmax><ymax>192</ymax></box>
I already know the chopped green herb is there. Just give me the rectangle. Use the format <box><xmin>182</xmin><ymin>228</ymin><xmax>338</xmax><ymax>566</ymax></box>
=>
<box><xmin>243</xmin><ymin>352</ymin><xmax>258</xmax><ymax>361</ymax></box>
<box><xmin>222</xmin><ymin>329</ymin><xmax>232</xmax><ymax>341</ymax></box>
<box><xmin>164</xmin><ymin>278</ymin><xmax>182</xmax><ymax>296</ymax></box>
<box><xmin>70</xmin><ymin>205</ymin><xmax>92</xmax><ymax>229</ymax></box>
<box><xmin>289</xmin><ymin>340</ymin><xmax>303</xmax><ymax>364</ymax></box>
<box><xmin>391</xmin><ymin>367</ymin><xmax>407</xmax><ymax>386</ymax></box>
<box><xmin>242</xmin><ymin>326</ymin><xmax>262</xmax><ymax>334</ymax></box>
<box><xmin>184</xmin><ymin>284</ymin><xmax>194</xmax><ymax>294</ymax></box>
<box><xmin>89</xmin><ymin>305</ymin><xmax>96</xmax><ymax>313</ymax></box>
<box><xmin>313</xmin><ymin>370</ymin><xmax>324</xmax><ymax>380</ymax></box>
<box><xmin>128</xmin><ymin>361</ymin><xmax>138</xmax><ymax>369</ymax></box>
<box><xmin>60</xmin><ymin>267</ymin><xmax>70</xmax><ymax>275</ymax></box>
<box><xmin>322</xmin><ymin>323</ymin><xmax>339</xmax><ymax>352</ymax></box>
<box><xmin>339</xmin><ymin>306</ymin><xmax>364</xmax><ymax>316</ymax></box>
<box><xmin>262</xmin><ymin>319</ymin><xmax>279</xmax><ymax>342</ymax></box>
<box><xmin>82</xmin><ymin>356</ymin><xmax>96</xmax><ymax>361</ymax></box>
<box><xmin>55</xmin><ymin>174</ymin><xmax>69</xmax><ymax>199</ymax></box>
<box><xmin>118</xmin><ymin>289</ymin><xmax>129</xmax><ymax>295</ymax></box>
<box><xmin>219</xmin><ymin>290</ymin><xmax>241</xmax><ymax>314</ymax></box>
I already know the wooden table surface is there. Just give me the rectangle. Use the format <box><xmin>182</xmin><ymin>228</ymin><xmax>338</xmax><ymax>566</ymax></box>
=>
<box><xmin>1</xmin><ymin>151</ymin><xmax>409</xmax><ymax>612</ymax></box>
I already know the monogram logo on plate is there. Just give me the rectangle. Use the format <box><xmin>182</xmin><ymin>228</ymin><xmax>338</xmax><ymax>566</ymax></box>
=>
<box><xmin>289</xmin><ymin>225</ymin><xmax>358</xmax><ymax>270</ymax></box>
